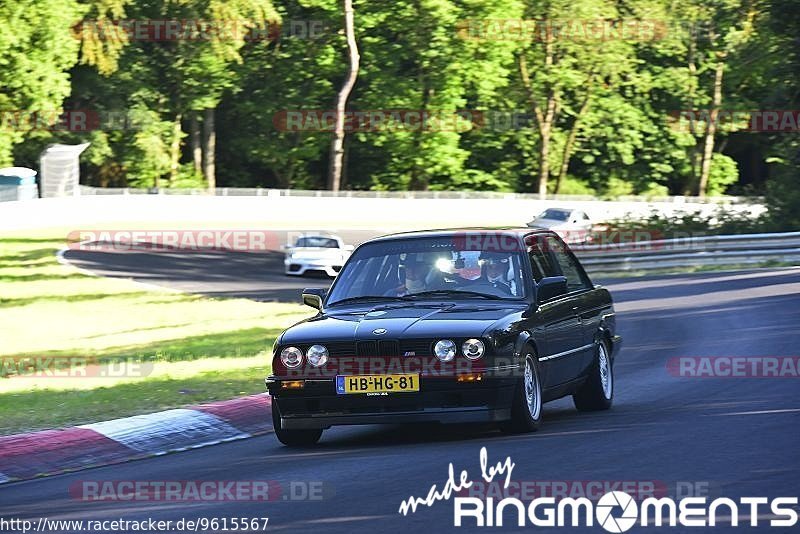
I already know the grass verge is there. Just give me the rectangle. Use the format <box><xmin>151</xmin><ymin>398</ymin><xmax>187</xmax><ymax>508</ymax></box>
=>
<box><xmin>0</xmin><ymin>235</ymin><xmax>310</xmax><ymax>435</ymax></box>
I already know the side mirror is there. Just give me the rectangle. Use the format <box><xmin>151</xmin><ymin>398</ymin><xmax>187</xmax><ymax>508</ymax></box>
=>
<box><xmin>302</xmin><ymin>287</ymin><xmax>327</xmax><ymax>310</ymax></box>
<box><xmin>536</xmin><ymin>276</ymin><xmax>567</xmax><ymax>303</ymax></box>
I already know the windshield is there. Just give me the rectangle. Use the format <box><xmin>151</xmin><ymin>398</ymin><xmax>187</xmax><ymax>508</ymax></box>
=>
<box><xmin>327</xmin><ymin>236</ymin><xmax>527</xmax><ymax>305</ymax></box>
<box><xmin>537</xmin><ymin>209</ymin><xmax>571</xmax><ymax>222</ymax></box>
<box><xmin>295</xmin><ymin>237</ymin><xmax>339</xmax><ymax>248</ymax></box>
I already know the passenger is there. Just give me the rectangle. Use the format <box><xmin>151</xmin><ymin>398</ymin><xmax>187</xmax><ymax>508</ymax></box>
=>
<box><xmin>477</xmin><ymin>252</ymin><xmax>513</xmax><ymax>295</ymax></box>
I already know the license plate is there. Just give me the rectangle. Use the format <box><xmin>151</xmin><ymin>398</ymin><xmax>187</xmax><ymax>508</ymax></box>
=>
<box><xmin>336</xmin><ymin>374</ymin><xmax>420</xmax><ymax>394</ymax></box>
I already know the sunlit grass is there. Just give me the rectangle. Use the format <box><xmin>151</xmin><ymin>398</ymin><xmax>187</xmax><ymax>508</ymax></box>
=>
<box><xmin>0</xmin><ymin>236</ymin><xmax>310</xmax><ymax>434</ymax></box>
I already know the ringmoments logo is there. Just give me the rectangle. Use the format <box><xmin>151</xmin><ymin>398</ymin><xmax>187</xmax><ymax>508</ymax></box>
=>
<box><xmin>397</xmin><ymin>447</ymin><xmax>799</xmax><ymax>530</ymax></box>
<box><xmin>452</xmin><ymin>492</ymin><xmax>799</xmax><ymax>529</ymax></box>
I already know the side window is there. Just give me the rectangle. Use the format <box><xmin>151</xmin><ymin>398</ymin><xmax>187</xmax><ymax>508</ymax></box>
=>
<box><xmin>337</xmin><ymin>256</ymin><xmax>389</xmax><ymax>296</ymax></box>
<box><xmin>544</xmin><ymin>236</ymin><xmax>592</xmax><ymax>292</ymax></box>
<box><xmin>527</xmin><ymin>239</ymin><xmax>557</xmax><ymax>282</ymax></box>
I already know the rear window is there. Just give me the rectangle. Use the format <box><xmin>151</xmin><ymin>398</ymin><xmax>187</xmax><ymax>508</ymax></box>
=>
<box><xmin>538</xmin><ymin>209</ymin><xmax>570</xmax><ymax>221</ymax></box>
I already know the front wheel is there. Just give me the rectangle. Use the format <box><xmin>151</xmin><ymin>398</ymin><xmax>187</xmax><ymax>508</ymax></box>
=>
<box><xmin>272</xmin><ymin>400</ymin><xmax>322</xmax><ymax>446</ymax></box>
<box><xmin>500</xmin><ymin>353</ymin><xmax>542</xmax><ymax>433</ymax></box>
<box><xmin>573</xmin><ymin>340</ymin><xmax>614</xmax><ymax>411</ymax></box>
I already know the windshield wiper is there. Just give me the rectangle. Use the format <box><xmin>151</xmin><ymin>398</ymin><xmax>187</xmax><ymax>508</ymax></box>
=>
<box><xmin>328</xmin><ymin>295</ymin><xmax>405</xmax><ymax>306</ymax></box>
<box><xmin>401</xmin><ymin>290</ymin><xmax>505</xmax><ymax>300</ymax></box>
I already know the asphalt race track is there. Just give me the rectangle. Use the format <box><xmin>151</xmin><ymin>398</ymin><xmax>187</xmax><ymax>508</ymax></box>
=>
<box><xmin>60</xmin><ymin>230</ymin><xmax>378</xmax><ymax>302</ymax></box>
<box><xmin>3</xmin><ymin>246</ymin><xmax>800</xmax><ymax>532</ymax></box>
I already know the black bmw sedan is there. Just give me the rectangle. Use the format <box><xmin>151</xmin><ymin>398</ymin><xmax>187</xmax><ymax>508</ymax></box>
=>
<box><xmin>266</xmin><ymin>228</ymin><xmax>621</xmax><ymax>446</ymax></box>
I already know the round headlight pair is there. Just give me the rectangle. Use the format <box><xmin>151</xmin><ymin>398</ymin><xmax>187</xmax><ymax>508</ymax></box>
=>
<box><xmin>433</xmin><ymin>338</ymin><xmax>485</xmax><ymax>362</ymax></box>
<box><xmin>279</xmin><ymin>345</ymin><xmax>328</xmax><ymax>368</ymax></box>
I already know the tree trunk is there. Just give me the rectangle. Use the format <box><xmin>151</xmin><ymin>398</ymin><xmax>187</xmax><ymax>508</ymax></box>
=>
<box><xmin>698</xmin><ymin>59</ymin><xmax>725</xmax><ymax>197</ymax></box>
<box><xmin>518</xmin><ymin>38</ymin><xmax>556</xmax><ymax>199</ymax></box>
<box><xmin>327</xmin><ymin>0</ymin><xmax>360</xmax><ymax>192</ymax></box>
<box><xmin>554</xmin><ymin>89</ymin><xmax>591</xmax><ymax>194</ymax></box>
<box><xmin>686</xmin><ymin>36</ymin><xmax>699</xmax><ymax>195</ymax></box>
<box><xmin>190</xmin><ymin>114</ymin><xmax>202</xmax><ymax>175</ymax></box>
<box><xmin>538</xmin><ymin>123</ymin><xmax>551</xmax><ymax>198</ymax></box>
<box><xmin>169</xmin><ymin>113</ymin><xmax>182</xmax><ymax>184</ymax></box>
<box><xmin>202</xmin><ymin>108</ymin><xmax>216</xmax><ymax>192</ymax></box>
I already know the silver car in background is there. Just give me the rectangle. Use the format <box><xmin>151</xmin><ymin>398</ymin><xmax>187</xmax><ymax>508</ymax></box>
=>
<box><xmin>527</xmin><ymin>208</ymin><xmax>593</xmax><ymax>243</ymax></box>
<box><xmin>283</xmin><ymin>234</ymin><xmax>353</xmax><ymax>277</ymax></box>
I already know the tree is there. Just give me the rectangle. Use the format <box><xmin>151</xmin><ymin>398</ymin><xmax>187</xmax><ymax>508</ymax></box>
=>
<box><xmin>327</xmin><ymin>0</ymin><xmax>360</xmax><ymax>191</ymax></box>
<box><xmin>0</xmin><ymin>0</ymin><xmax>83</xmax><ymax>165</ymax></box>
<box><xmin>514</xmin><ymin>0</ymin><xmax>640</xmax><ymax>197</ymax></box>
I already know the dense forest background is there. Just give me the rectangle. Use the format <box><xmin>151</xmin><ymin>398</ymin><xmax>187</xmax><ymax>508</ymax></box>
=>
<box><xmin>1</xmin><ymin>0</ymin><xmax>798</xmax><ymax>207</ymax></box>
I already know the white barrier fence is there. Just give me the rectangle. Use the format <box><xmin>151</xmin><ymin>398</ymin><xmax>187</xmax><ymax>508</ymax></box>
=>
<box><xmin>77</xmin><ymin>185</ymin><xmax>760</xmax><ymax>204</ymax></box>
<box><xmin>2</xmin><ymin>189</ymin><xmax>765</xmax><ymax>233</ymax></box>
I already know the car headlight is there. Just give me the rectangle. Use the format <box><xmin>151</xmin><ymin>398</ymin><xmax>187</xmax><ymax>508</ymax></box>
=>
<box><xmin>306</xmin><ymin>344</ymin><xmax>329</xmax><ymax>367</ymax></box>
<box><xmin>280</xmin><ymin>346</ymin><xmax>304</xmax><ymax>368</ymax></box>
<box><xmin>434</xmin><ymin>339</ymin><xmax>456</xmax><ymax>362</ymax></box>
<box><xmin>462</xmin><ymin>339</ymin><xmax>485</xmax><ymax>360</ymax></box>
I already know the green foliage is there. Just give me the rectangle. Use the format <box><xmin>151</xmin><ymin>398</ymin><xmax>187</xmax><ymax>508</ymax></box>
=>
<box><xmin>0</xmin><ymin>0</ymin><xmax>796</xmax><ymax>210</ymax></box>
<box><xmin>706</xmin><ymin>153</ymin><xmax>739</xmax><ymax>195</ymax></box>
<box><xmin>554</xmin><ymin>176</ymin><xmax>594</xmax><ymax>196</ymax></box>
<box><xmin>0</xmin><ymin>0</ymin><xmax>83</xmax><ymax>165</ymax></box>
<box><xmin>605</xmin><ymin>206</ymin><xmax>770</xmax><ymax>238</ymax></box>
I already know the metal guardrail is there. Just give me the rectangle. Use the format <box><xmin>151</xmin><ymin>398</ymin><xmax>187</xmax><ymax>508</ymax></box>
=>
<box><xmin>76</xmin><ymin>185</ymin><xmax>761</xmax><ymax>204</ymax></box>
<box><xmin>576</xmin><ymin>232</ymin><xmax>800</xmax><ymax>273</ymax></box>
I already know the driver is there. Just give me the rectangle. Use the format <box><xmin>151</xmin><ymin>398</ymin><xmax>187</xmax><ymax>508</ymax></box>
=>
<box><xmin>387</xmin><ymin>255</ymin><xmax>432</xmax><ymax>296</ymax></box>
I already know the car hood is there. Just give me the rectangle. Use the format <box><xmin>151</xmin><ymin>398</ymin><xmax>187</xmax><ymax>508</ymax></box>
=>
<box><xmin>280</xmin><ymin>302</ymin><xmax>527</xmax><ymax>344</ymax></box>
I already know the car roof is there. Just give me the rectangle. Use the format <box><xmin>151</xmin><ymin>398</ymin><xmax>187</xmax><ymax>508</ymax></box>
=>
<box><xmin>371</xmin><ymin>227</ymin><xmax>554</xmax><ymax>242</ymax></box>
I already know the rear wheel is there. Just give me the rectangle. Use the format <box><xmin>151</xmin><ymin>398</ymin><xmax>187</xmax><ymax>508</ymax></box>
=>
<box><xmin>573</xmin><ymin>340</ymin><xmax>614</xmax><ymax>411</ymax></box>
<box><xmin>500</xmin><ymin>352</ymin><xmax>542</xmax><ymax>433</ymax></box>
<box><xmin>272</xmin><ymin>400</ymin><xmax>322</xmax><ymax>446</ymax></box>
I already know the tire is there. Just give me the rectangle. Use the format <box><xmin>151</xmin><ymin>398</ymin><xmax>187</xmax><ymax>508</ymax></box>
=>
<box><xmin>272</xmin><ymin>400</ymin><xmax>322</xmax><ymax>446</ymax></box>
<box><xmin>500</xmin><ymin>352</ymin><xmax>543</xmax><ymax>433</ymax></box>
<box><xmin>573</xmin><ymin>340</ymin><xmax>614</xmax><ymax>411</ymax></box>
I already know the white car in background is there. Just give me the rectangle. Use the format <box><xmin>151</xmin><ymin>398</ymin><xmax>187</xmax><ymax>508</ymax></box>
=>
<box><xmin>527</xmin><ymin>208</ymin><xmax>593</xmax><ymax>243</ymax></box>
<box><xmin>283</xmin><ymin>234</ymin><xmax>353</xmax><ymax>277</ymax></box>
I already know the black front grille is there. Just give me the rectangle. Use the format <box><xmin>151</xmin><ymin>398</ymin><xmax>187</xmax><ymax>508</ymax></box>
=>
<box><xmin>356</xmin><ymin>340</ymin><xmax>377</xmax><ymax>358</ymax></box>
<box><xmin>325</xmin><ymin>342</ymin><xmax>356</xmax><ymax>358</ymax></box>
<box><xmin>378</xmin><ymin>340</ymin><xmax>399</xmax><ymax>357</ymax></box>
<box><xmin>355</xmin><ymin>339</ymin><xmax>400</xmax><ymax>357</ymax></box>
<box><xmin>296</xmin><ymin>339</ymin><xmax>434</xmax><ymax>359</ymax></box>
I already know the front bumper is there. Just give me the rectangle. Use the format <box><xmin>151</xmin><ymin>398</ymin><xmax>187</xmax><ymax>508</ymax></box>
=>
<box><xmin>284</xmin><ymin>259</ymin><xmax>342</xmax><ymax>277</ymax></box>
<box><xmin>266</xmin><ymin>376</ymin><xmax>515</xmax><ymax>430</ymax></box>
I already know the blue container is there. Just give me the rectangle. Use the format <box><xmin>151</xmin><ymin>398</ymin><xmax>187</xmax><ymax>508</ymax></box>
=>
<box><xmin>0</xmin><ymin>167</ymin><xmax>37</xmax><ymax>186</ymax></box>
<box><xmin>0</xmin><ymin>167</ymin><xmax>38</xmax><ymax>200</ymax></box>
